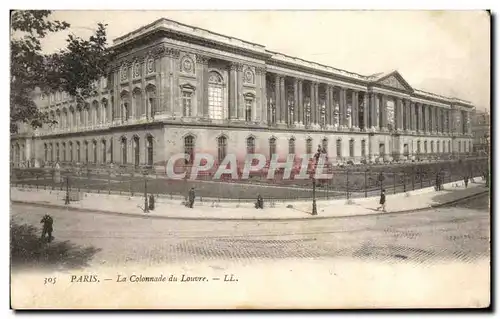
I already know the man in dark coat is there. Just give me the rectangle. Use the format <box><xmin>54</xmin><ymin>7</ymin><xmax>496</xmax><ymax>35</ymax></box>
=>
<box><xmin>255</xmin><ymin>194</ymin><xmax>264</xmax><ymax>209</ymax></box>
<box><xmin>40</xmin><ymin>214</ymin><xmax>54</xmax><ymax>242</ymax></box>
<box><xmin>188</xmin><ymin>187</ymin><xmax>195</xmax><ymax>208</ymax></box>
<box><xmin>435</xmin><ymin>173</ymin><xmax>441</xmax><ymax>191</ymax></box>
<box><xmin>464</xmin><ymin>176</ymin><xmax>469</xmax><ymax>188</ymax></box>
<box><xmin>376</xmin><ymin>189</ymin><xmax>386</xmax><ymax>212</ymax></box>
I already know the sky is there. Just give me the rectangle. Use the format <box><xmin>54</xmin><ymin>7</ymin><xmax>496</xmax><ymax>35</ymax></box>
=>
<box><xmin>38</xmin><ymin>10</ymin><xmax>490</xmax><ymax>111</ymax></box>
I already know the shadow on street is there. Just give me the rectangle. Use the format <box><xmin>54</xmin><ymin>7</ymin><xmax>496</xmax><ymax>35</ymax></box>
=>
<box><xmin>10</xmin><ymin>220</ymin><xmax>101</xmax><ymax>271</ymax></box>
<box><xmin>430</xmin><ymin>184</ymin><xmax>489</xmax><ymax>210</ymax></box>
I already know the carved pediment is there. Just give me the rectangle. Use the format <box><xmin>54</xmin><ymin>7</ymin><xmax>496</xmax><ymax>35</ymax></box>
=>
<box><xmin>379</xmin><ymin>75</ymin><xmax>407</xmax><ymax>90</ymax></box>
<box><xmin>374</xmin><ymin>71</ymin><xmax>414</xmax><ymax>93</ymax></box>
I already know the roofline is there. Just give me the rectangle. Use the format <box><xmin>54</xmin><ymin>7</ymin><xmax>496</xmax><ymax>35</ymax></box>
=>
<box><xmin>113</xmin><ymin>17</ymin><xmax>265</xmax><ymax>49</ymax></box>
<box><xmin>111</xmin><ymin>17</ymin><xmax>474</xmax><ymax>106</ymax></box>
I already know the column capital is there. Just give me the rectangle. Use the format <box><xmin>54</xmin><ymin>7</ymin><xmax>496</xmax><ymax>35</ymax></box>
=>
<box><xmin>254</xmin><ymin>66</ymin><xmax>267</xmax><ymax>75</ymax></box>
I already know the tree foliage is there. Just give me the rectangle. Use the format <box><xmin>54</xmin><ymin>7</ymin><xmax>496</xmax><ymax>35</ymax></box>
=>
<box><xmin>10</xmin><ymin>10</ymin><xmax>112</xmax><ymax>133</ymax></box>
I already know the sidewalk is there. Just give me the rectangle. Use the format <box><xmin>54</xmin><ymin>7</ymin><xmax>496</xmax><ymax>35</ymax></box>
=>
<box><xmin>10</xmin><ymin>177</ymin><xmax>488</xmax><ymax>220</ymax></box>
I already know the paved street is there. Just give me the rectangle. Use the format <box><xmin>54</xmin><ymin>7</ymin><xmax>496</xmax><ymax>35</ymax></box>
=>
<box><xmin>11</xmin><ymin>193</ymin><xmax>490</xmax><ymax>269</ymax></box>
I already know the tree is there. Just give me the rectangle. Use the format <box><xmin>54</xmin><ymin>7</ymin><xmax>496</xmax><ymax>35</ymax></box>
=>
<box><xmin>10</xmin><ymin>10</ymin><xmax>112</xmax><ymax>133</ymax></box>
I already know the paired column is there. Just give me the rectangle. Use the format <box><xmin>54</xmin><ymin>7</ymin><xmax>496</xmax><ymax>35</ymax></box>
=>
<box><xmin>380</xmin><ymin>94</ymin><xmax>387</xmax><ymax>130</ymax></box>
<box><xmin>404</xmin><ymin>99</ymin><xmax>411</xmax><ymax>132</ymax></box>
<box><xmin>363</xmin><ymin>92</ymin><xmax>369</xmax><ymax>130</ymax></box>
<box><xmin>298</xmin><ymin>80</ymin><xmax>304</xmax><ymax>125</ymax></box>
<box><xmin>410</xmin><ymin>101</ymin><xmax>416</xmax><ymax>132</ymax></box>
<box><xmin>325</xmin><ymin>85</ymin><xmax>332</xmax><ymax>127</ymax></box>
<box><xmin>352</xmin><ymin>90</ymin><xmax>359</xmax><ymax>129</ymax></box>
<box><xmin>229</xmin><ymin>64</ymin><xmax>237</xmax><ymax>119</ymax></box>
<box><xmin>293</xmin><ymin>78</ymin><xmax>299</xmax><ymax>125</ymax></box>
<box><xmin>280</xmin><ymin>76</ymin><xmax>286</xmax><ymax>125</ymax></box>
<box><xmin>339</xmin><ymin>87</ymin><xmax>347</xmax><ymax>127</ymax></box>
<box><xmin>274</xmin><ymin>74</ymin><xmax>281</xmax><ymax>123</ymax></box>
<box><xmin>395</xmin><ymin>98</ymin><xmax>403</xmax><ymax>131</ymax></box>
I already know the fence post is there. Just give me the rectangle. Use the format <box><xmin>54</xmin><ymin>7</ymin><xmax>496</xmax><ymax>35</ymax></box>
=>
<box><xmin>403</xmin><ymin>172</ymin><xmax>406</xmax><ymax>193</ymax></box>
<box><xmin>364</xmin><ymin>170</ymin><xmax>368</xmax><ymax>198</ymax></box>
<box><xmin>130</xmin><ymin>175</ymin><xmax>133</xmax><ymax>197</ymax></box>
<box><xmin>346</xmin><ymin>169</ymin><xmax>350</xmax><ymax>200</ymax></box>
<box><xmin>393</xmin><ymin>173</ymin><xmax>396</xmax><ymax>194</ymax></box>
<box><xmin>420</xmin><ymin>169</ymin><xmax>423</xmax><ymax>189</ymax></box>
<box><xmin>412</xmin><ymin>168</ymin><xmax>415</xmax><ymax>190</ymax></box>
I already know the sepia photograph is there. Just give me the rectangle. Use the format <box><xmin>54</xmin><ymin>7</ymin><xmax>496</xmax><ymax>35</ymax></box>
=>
<box><xmin>9</xmin><ymin>10</ymin><xmax>491</xmax><ymax>309</ymax></box>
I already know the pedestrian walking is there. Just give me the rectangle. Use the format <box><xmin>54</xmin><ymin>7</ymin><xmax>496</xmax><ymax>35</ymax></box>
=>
<box><xmin>464</xmin><ymin>176</ymin><xmax>469</xmax><ymax>188</ymax></box>
<box><xmin>376</xmin><ymin>189</ymin><xmax>386</xmax><ymax>212</ymax></box>
<box><xmin>188</xmin><ymin>187</ymin><xmax>195</xmax><ymax>208</ymax></box>
<box><xmin>255</xmin><ymin>194</ymin><xmax>264</xmax><ymax>209</ymax></box>
<box><xmin>40</xmin><ymin>214</ymin><xmax>54</xmax><ymax>242</ymax></box>
<box><xmin>435</xmin><ymin>173</ymin><xmax>441</xmax><ymax>191</ymax></box>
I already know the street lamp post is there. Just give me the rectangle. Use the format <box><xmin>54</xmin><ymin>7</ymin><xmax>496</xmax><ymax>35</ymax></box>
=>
<box><xmin>312</xmin><ymin>177</ymin><xmax>317</xmax><ymax>215</ymax></box>
<box><xmin>64</xmin><ymin>176</ymin><xmax>70</xmax><ymax>205</ymax></box>
<box><xmin>311</xmin><ymin>151</ymin><xmax>319</xmax><ymax>216</ymax></box>
<box><xmin>144</xmin><ymin>175</ymin><xmax>149</xmax><ymax>213</ymax></box>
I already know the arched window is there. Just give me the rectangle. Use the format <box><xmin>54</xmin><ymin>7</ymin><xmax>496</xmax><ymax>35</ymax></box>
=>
<box><xmin>121</xmin><ymin>91</ymin><xmax>130</xmax><ymax>122</ymax></box>
<box><xmin>306</xmin><ymin>138</ymin><xmax>313</xmax><ymax>155</ymax></box>
<box><xmin>349</xmin><ymin>139</ymin><xmax>355</xmax><ymax>158</ymax></box>
<box><xmin>288</xmin><ymin>138</ymin><xmax>295</xmax><ymax>155</ymax></box>
<box><xmin>458</xmin><ymin>141</ymin><xmax>462</xmax><ymax>153</ymax></box>
<box><xmin>361</xmin><ymin>140</ymin><xmax>366</xmax><ymax>158</ymax></box>
<box><xmin>76</xmin><ymin>141</ymin><xmax>81</xmax><ymax>162</ymax></box>
<box><xmin>93</xmin><ymin>140</ymin><xmax>98</xmax><ymax>163</ymax></box>
<box><xmin>133</xmin><ymin>88</ymin><xmax>142</xmax><ymax>120</ymax></box>
<box><xmin>101</xmin><ymin>99</ymin><xmax>108</xmax><ymax>124</ymax></box>
<box><xmin>437</xmin><ymin>141</ymin><xmax>440</xmax><ymax>153</ymax></box>
<box><xmin>84</xmin><ymin>141</ymin><xmax>89</xmax><ymax>163</ymax></box>
<box><xmin>208</xmin><ymin>71</ymin><xmax>224</xmax><ymax>119</ymax></box>
<box><xmin>431</xmin><ymin>141</ymin><xmax>434</xmax><ymax>154</ymax></box>
<box><xmin>217</xmin><ymin>136</ymin><xmax>227</xmax><ymax>163</ymax></box>
<box><xmin>246</xmin><ymin>136</ymin><xmax>255</xmax><ymax>155</ymax></box>
<box><xmin>321</xmin><ymin>138</ymin><xmax>328</xmax><ymax>155</ymax></box>
<box><xmin>93</xmin><ymin>101</ymin><xmax>100</xmax><ymax>125</ymax></box>
<box><xmin>424</xmin><ymin>141</ymin><xmax>428</xmax><ymax>153</ymax></box>
<box><xmin>146</xmin><ymin>135</ymin><xmax>153</xmax><ymax>166</ymax></box>
<box><xmin>336</xmin><ymin>139</ymin><xmax>342</xmax><ymax>157</ymax></box>
<box><xmin>269</xmin><ymin>137</ymin><xmax>277</xmax><ymax>159</ymax></box>
<box><xmin>62</xmin><ymin>142</ymin><xmax>66</xmax><ymax>162</ymax></box>
<box><xmin>184</xmin><ymin>135</ymin><xmax>195</xmax><ymax>164</ymax></box>
<box><xmin>121</xmin><ymin>137</ymin><xmax>127</xmax><ymax>164</ymax></box>
<box><xmin>133</xmin><ymin>136</ymin><xmax>140</xmax><ymax>167</ymax></box>
<box><xmin>44</xmin><ymin>143</ymin><xmax>48</xmax><ymax>162</ymax></box>
<box><xmin>146</xmin><ymin>85</ymin><xmax>156</xmax><ymax>119</ymax></box>
<box><xmin>245</xmin><ymin>97</ymin><xmax>253</xmax><ymax>122</ymax></box>
<box><xmin>101</xmin><ymin>140</ymin><xmax>106</xmax><ymax>163</ymax></box>
<box><xmin>69</xmin><ymin>142</ymin><xmax>73</xmax><ymax>162</ymax></box>
<box><xmin>417</xmin><ymin>140</ymin><xmax>421</xmax><ymax>154</ymax></box>
<box><xmin>55</xmin><ymin>143</ymin><xmax>60</xmax><ymax>162</ymax></box>
<box><xmin>448</xmin><ymin>141</ymin><xmax>451</xmax><ymax>153</ymax></box>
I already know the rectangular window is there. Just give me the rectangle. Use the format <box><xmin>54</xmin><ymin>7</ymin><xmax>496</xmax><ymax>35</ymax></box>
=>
<box><xmin>208</xmin><ymin>87</ymin><xmax>223</xmax><ymax>119</ymax></box>
<box><xmin>361</xmin><ymin>140</ymin><xmax>366</xmax><ymax>157</ymax></box>
<box><xmin>182</xmin><ymin>91</ymin><xmax>192</xmax><ymax>117</ymax></box>
<box><xmin>349</xmin><ymin>140</ymin><xmax>354</xmax><ymax>158</ymax></box>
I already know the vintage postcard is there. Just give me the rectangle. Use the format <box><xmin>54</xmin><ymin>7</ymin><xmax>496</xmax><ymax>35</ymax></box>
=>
<box><xmin>10</xmin><ymin>10</ymin><xmax>491</xmax><ymax>309</ymax></box>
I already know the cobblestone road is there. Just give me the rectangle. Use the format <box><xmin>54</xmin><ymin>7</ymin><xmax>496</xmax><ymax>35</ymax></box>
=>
<box><xmin>11</xmin><ymin>193</ymin><xmax>490</xmax><ymax>269</ymax></box>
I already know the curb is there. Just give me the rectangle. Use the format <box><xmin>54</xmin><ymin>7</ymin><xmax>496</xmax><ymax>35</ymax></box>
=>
<box><xmin>11</xmin><ymin>189</ymin><xmax>489</xmax><ymax>222</ymax></box>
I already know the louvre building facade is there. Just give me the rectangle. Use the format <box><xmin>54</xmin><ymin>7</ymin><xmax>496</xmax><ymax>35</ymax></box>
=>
<box><xmin>11</xmin><ymin>18</ymin><xmax>475</xmax><ymax>169</ymax></box>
